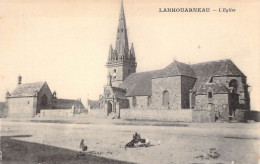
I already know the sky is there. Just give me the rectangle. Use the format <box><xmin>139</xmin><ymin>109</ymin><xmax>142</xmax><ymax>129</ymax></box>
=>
<box><xmin>0</xmin><ymin>0</ymin><xmax>259</xmax><ymax>109</ymax></box>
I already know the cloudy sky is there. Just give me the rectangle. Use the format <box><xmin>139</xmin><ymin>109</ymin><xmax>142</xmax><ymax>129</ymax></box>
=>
<box><xmin>0</xmin><ymin>0</ymin><xmax>259</xmax><ymax>109</ymax></box>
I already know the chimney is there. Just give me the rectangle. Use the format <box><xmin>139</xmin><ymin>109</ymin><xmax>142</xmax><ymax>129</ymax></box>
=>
<box><xmin>18</xmin><ymin>75</ymin><xmax>22</xmax><ymax>85</ymax></box>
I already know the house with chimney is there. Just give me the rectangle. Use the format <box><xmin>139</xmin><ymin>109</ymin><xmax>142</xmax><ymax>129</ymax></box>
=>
<box><xmin>5</xmin><ymin>75</ymin><xmax>85</xmax><ymax>118</ymax></box>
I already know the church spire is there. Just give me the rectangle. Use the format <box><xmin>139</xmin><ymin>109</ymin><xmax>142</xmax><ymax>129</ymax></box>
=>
<box><xmin>115</xmin><ymin>0</ymin><xmax>129</xmax><ymax>58</ymax></box>
<box><xmin>105</xmin><ymin>1</ymin><xmax>137</xmax><ymax>86</ymax></box>
<box><xmin>130</xmin><ymin>42</ymin><xmax>135</xmax><ymax>59</ymax></box>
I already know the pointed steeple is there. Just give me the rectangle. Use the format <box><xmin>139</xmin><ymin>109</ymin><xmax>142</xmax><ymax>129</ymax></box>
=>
<box><xmin>105</xmin><ymin>1</ymin><xmax>137</xmax><ymax>86</ymax></box>
<box><xmin>115</xmin><ymin>0</ymin><xmax>129</xmax><ymax>58</ymax></box>
<box><xmin>130</xmin><ymin>42</ymin><xmax>135</xmax><ymax>59</ymax></box>
<box><xmin>107</xmin><ymin>44</ymin><xmax>113</xmax><ymax>62</ymax></box>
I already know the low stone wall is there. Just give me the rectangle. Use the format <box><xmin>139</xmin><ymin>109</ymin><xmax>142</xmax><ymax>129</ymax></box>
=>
<box><xmin>40</xmin><ymin>109</ymin><xmax>74</xmax><ymax>118</ymax></box>
<box><xmin>192</xmin><ymin>110</ymin><xmax>213</xmax><ymax>123</ymax></box>
<box><xmin>88</xmin><ymin>109</ymin><xmax>107</xmax><ymax>118</ymax></box>
<box><xmin>235</xmin><ymin>110</ymin><xmax>260</xmax><ymax>122</ymax></box>
<box><xmin>245</xmin><ymin>110</ymin><xmax>260</xmax><ymax>122</ymax></box>
<box><xmin>120</xmin><ymin>109</ymin><xmax>192</xmax><ymax>122</ymax></box>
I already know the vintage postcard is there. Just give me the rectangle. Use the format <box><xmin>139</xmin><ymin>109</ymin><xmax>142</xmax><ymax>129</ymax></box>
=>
<box><xmin>0</xmin><ymin>0</ymin><xmax>259</xmax><ymax>163</ymax></box>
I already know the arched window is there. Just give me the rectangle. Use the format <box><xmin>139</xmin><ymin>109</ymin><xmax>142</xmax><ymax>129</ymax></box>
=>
<box><xmin>229</xmin><ymin>79</ymin><xmax>238</xmax><ymax>93</ymax></box>
<box><xmin>162</xmin><ymin>91</ymin><xmax>169</xmax><ymax>106</ymax></box>
<box><xmin>147</xmin><ymin>96</ymin><xmax>152</xmax><ymax>107</ymax></box>
<box><xmin>41</xmin><ymin>94</ymin><xmax>48</xmax><ymax>106</ymax></box>
<box><xmin>132</xmin><ymin>97</ymin><xmax>137</xmax><ymax>107</ymax></box>
<box><xmin>208</xmin><ymin>92</ymin><xmax>213</xmax><ymax>98</ymax></box>
<box><xmin>113</xmin><ymin>69</ymin><xmax>117</xmax><ymax>79</ymax></box>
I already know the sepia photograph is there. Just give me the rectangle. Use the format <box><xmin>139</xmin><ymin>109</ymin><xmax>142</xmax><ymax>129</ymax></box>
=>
<box><xmin>0</xmin><ymin>0</ymin><xmax>260</xmax><ymax>163</ymax></box>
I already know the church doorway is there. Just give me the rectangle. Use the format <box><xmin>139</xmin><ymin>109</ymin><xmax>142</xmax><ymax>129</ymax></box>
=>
<box><xmin>107</xmin><ymin>101</ymin><xmax>112</xmax><ymax>115</ymax></box>
<box><xmin>41</xmin><ymin>94</ymin><xmax>48</xmax><ymax>106</ymax></box>
<box><xmin>229</xmin><ymin>79</ymin><xmax>239</xmax><ymax>116</ymax></box>
<box><xmin>37</xmin><ymin>94</ymin><xmax>48</xmax><ymax>114</ymax></box>
<box><xmin>229</xmin><ymin>92</ymin><xmax>239</xmax><ymax>116</ymax></box>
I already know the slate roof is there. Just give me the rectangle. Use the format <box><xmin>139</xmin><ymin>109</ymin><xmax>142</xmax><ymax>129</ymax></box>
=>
<box><xmin>119</xmin><ymin>59</ymin><xmax>244</xmax><ymax>97</ymax></box>
<box><xmin>191</xmin><ymin>59</ymin><xmax>245</xmax><ymax>91</ymax></box>
<box><xmin>152</xmin><ymin>61</ymin><xmax>195</xmax><ymax>79</ymax></box>
<box><xmin>196</xmin><ymin>83</ymin><xmax>229</xmax><ymax>95</ymax></box>
<box><xmin>119</xmin><ymin>70</ymin><xmax>161</xmax><ymax>97</ymax></box>
<box><xmin>111</xmin><ymin>87</ymin><xmax>127</xmax><ymax>99</ymax></box>
<box><xmin>119</xmin><ymin>61</ymin><xmax>195</xmax><ymax>97</ymax></box>
<box><xmin>55</xmin><ymin>99</ymin><xmax>85</xmax><ymax>109</ymax></box>
<box><xmin>9</xmin><ymin>82</ymin><xmax>45</xmax><ymax>97</ymax></box>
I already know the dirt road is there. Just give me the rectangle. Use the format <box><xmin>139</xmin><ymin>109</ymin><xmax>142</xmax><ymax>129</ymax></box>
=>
<box><xmin>1</xmin><ymin>120</ymin><xmax>259</xmax><ymax>164</ymax></box>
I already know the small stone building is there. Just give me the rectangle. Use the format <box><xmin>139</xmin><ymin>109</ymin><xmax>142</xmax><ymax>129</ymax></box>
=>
<box><xmin>89</xmin><ymin>2</ymin><xmax>251</xmax><ymax>122</ymax></box>
<box><xmin>6</xmin><ymin>76</ymin><xmax>85</xmax><ymax>118</ymax></box>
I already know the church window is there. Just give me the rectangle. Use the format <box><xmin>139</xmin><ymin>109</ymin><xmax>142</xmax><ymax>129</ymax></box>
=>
<box><xmin>132</xmin><ymin>97</ymin><xmax>137</xmax><ymax>107</ymax></box>
<box><xmin>128</xmin><ymin>69</ymin><xmax>131</xmax><ymax>75</ymax></box>
<box><xmin>41</xmin><ymin>94</ymin><xmax>48</xmax><ymax>106</ymax></box>
<box><xmin>208</xmin><ymin>92</ymin><xmax>213</xmax><ymax>98</ymax></box>
<box><xmin>147</xmin><ymin>96</ymin><xmax>152</xmax><ymax>107</ymax></box>
<box><xmin>121</xmin><ymin>28</ymin><xmax>124</xmax><ymax>32</ymax></box>
<box><xmin>162</xmin><ymin>91</ymin><xmax>169</xmax><ymax>106</ymax></box>
<box><xmin>113</xmin><ymin>69</ymin><xmax>117</xmax><ymax>79</ymax></box>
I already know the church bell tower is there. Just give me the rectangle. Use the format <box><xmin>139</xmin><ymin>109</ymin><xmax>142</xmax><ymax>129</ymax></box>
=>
<box><xmin>106</xmin><ymin>1</ymin><xmax>137</xmax><ymax>87</ymax></box>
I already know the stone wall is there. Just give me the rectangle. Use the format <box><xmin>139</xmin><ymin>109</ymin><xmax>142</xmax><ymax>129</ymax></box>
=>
<box><xmin>244</xmin><ymin>110</ymin><xmax>260</xmax><ymax>122</ymax></box>
<box><xmin>7</xmin><ymin>97</ymin><xmax>37</xmax><ymax>118</ymax></box>
<box><xmin>122</xmin><ymin>64</ymin><xmax>136</xmax><ymax>80</ymax></box>
<box><xmin>194</xmin><ymin>95</ymin><xmax>208</xmax><ymax>110</ymax></box>
<box><xmin>40</xmin><ymin>109</ymin><xmax>74</xmax><ymax>118</ymax></box>
<box><xmin>192</xmin><ymin>109</ymin><xmax>214</xmax><ymax>122</ymax></box>
<box><xmin>108</xmin><ymin>65</ymin><xmax>123</xmax><ymax>87</ymax></box>
<box><xmin>118</xmin><ymin>99</ymin><xmax>129</xmax><ymax>109</ymax></box>
<box><xmin>88</xmin><ymin>108</ymin><xmax>107</xmax><ymax>118</ymax></box>
<box><xmin>128</xmin><ymin>96</ymin><xmax>149</xmax><ymax>109</ymax></box>
<box><xmin>120</xmin><ymin>108</ymin><xmax>192</xmax><ymax>122</ymax></box>
<box><xmin>108</xmin><ymin>63</ymin><xmax>135</xmax><ymax>87</ymax></box>
<box><xmin>181</xmin><ymin>76</ymin><xmax>196</xmax><ymax>109</ymax></box>
<box><xmin>235</xmin><ymin>110</ymin><xmax>260</xmax><ymax>122</ymax></box>
<box><xmin>194</xmin><ymin>94</ymin><xmax>230</xmax><ymax>122</ymax></box>
<box><xmin>212</xmin><ymin>76</ymin><xmax>250</xmax><ymax>109</ymax></box>
<box><xmin>195</xmin><ymin>94</ymin><xmax>229</xmax><ymax>110</ymax></box>
<box><xmin>212</xmin><ymin>76</ymin><xmax>244</xmax><ymax>91</ymax></box>
<box><xmin>151</xmin><ymin>76</ymin><xmax>182</xmax><ymax>110</ymax></box>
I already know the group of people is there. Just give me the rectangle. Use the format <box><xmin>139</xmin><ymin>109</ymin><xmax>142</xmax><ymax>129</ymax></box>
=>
<box><xmin>80</xmin><ymin>132</ymin><xmax>151</xmax><ymax>152</ymax></box>
<box><xmin>125</xmin><ymin>132</ymin><xmax>150</xmax><ymax>150</ymax></box>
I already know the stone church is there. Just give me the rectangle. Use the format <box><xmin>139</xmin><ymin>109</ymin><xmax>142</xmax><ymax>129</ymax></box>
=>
<box><xmin>91</xmin><ymin>2</ymin><xmax>251</xmax><ymax>122</ymax></box>
<box><xmin>6</xmin><ymin>75</ymin><xmax>85</xmax><ymax>118</ymax></box>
